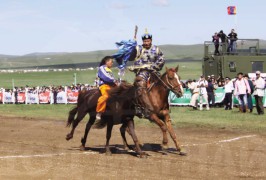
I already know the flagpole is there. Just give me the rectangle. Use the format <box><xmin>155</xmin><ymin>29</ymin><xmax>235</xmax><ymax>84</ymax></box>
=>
<box><xmin>234</xmin><ymin>13</ymin><xmax>238</xmax><ymax>32</ymax></box>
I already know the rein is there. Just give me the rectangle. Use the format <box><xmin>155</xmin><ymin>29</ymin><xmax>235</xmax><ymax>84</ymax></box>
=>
<box><xmin>151</xmin><ymin>72</ymin><xmax>179</xmax><ymax>91</ymax></box>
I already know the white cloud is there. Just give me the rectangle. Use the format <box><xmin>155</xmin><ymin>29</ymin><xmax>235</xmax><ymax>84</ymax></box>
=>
<box><xmin>152</xmin><ymin>0</ymin><xmax>169</xmax><ymax>7</ymax></box>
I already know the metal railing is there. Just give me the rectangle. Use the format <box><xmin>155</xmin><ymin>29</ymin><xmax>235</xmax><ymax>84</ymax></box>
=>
<box><xmin>204</xmin><ymin>39</ymin><xmax>263</xmax><ymax>56</ymax></box>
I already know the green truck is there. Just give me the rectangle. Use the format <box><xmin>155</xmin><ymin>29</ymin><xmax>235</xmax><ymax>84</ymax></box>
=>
<box><xmin>202</xmin><ymin>39</ymin><xmax>266</xmax><ymax>78</ymax></box>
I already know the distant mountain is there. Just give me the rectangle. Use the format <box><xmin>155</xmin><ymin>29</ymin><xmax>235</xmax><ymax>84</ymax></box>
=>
<box><xmin>1</xmin><ymin>40</ymin><xmax>265</xmax><ymax>69</ymax></box>
<box><xmin>23</xmin><ymin>52</ymin><xmax>69</xmax><ymax>56</ymax></box>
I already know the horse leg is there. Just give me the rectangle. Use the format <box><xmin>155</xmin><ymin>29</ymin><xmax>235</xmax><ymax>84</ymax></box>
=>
<box><xmin>127</xmin><ymin>120</ymin><xmax>147</xmax><ymax>158</ymax></box>
<box><xmin>105</xmin><ymin>120</ymin><xmax>113</xmax><ymax>155</ymax></box>
<box><xmin>66</xmin><ymin>108</ymin><xmax>87</xmax><ymax>141</ymax></box>
<box><xmin>126</xmin><ymin>121</ymin><xmax>143</xmax><ymax>147</ymax></box>
<box><xmin>120</xmin><ymin>123</ymin><xmax>131</xmax><ymax>150</ymax></box>
<box><xmin>80</xmin><ymin>115</ymin><xmax>96</xmax><ymax>151</ymax></box>
<box><xmin>162</xmin><ymin>110</ymin><xmax>182</xmax><ymax>152</ymax></box>
<box><xmin>150</xmin><ymin>113</ymin><xmax>169</xmax><ymax>151</ymax></box>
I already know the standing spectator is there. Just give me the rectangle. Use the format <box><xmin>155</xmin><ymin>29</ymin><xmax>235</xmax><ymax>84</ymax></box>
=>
<box><xmin>224</xmin><ymin>77</ymin><xmax>234</xmax><ymax>110</ymax></box>
<box><xmin>187</xmin><ymin>79</ymin><xmax>199</xmax><ymax>110</ymax></box>
<box><xmin>206</xmin><ymin>79</ymin><xmax>216</xmax><ymax>107</ymax></box>
<box><xmin>244</xmin><ymin>74</ymin><xmax>254</xmax><ymax>113</ymax></box>
<box><xmin>52</xmin><ymin>87</ymin><xmax>58</xmax><ymax>104</ymax></box>
<box><xmin>253</xmin><ymin>71</ymin><xmax>265</xmax><ymax>115</ymax></box>
<box><xmin>197</xmin><ymin>75</ymin><xmax>209</xmax><ymax>110</ymax></box>
<box><xmin>228</xmin><ymin>29</ymin><xmax>238</xmax><ymax>54</ymax></box>
<box><xmin>14</xmin><ymin>87</ymin><xmax>18</xmax><ymax>104</ymax></box>
<box><xmin>234</xmin><ymin>72</ymin><xmax>251</xmax><ymax>113</ymax></box>
<box><xmin>218</xmin><ymin>30</ymin><xmax>228</xmax><ymax>54</ymax></box>
<box><xmin>212</xmin><ymin>32</ymin><xmax>220</xmax><ymax>55</ymax></box>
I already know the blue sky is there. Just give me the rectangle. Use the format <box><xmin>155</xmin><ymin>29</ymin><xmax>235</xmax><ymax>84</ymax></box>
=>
<box><xmin>0</xmin><ymin>0</ymin><xmax>265</xmax><ymax>55</ymax></box>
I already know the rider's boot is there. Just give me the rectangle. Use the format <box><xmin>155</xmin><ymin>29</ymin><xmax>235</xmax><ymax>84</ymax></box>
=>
<box><xmin>134</xmin><ymin>77</ymin><xmax>154</xmax><ymax>118</ymax></box>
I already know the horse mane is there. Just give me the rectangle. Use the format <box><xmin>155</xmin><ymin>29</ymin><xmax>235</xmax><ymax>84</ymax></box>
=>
<box><xmin>108</xmin><ymin>81</ymin><xmax>135</xmax><ymax>101</ymax></box>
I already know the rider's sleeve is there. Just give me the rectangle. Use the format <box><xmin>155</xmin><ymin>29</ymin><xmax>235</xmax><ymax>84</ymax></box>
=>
<box><xmin>128</xmin><ymin>48</ymin><xmax>137</xmax><ymax>61</ymax></box>
<box><xmin>151</xmin><ymin>47</ymin><xmax>165</xmax><ymax>71</ymax></box>
<box><xmin>98</xmin><ymin>66</ymin><xmax>116</xmax><ymax>84</ymax></box>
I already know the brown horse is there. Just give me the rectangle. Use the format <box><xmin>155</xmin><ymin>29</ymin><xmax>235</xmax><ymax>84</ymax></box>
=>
<box><xmin>66</xmin><ymin>65</ymin><xmax>184</xmax><ymax>156</ymax></box>
<box><xmin>108</xmin><ymin>65</ymin><xmax>184</xmax><ymax>154</ymax></box>
<box><xmin>66</xmin><ymin>82</ymin><xmax>146</xmax><ymax>157</ymax></box>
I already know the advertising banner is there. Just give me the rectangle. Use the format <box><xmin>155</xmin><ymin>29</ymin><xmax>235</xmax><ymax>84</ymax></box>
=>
<box><xmin>169</xmin><ymin>87</ymin><xmax>266</xmax><ymax>107</ymax></box>
<box><xmin>17</xmin><ymin>93</ymin><xmax>26</xmax><ymax>103</ymax></box>
<box><xmin>27</xmin><ymin>93</ymin><xmax>39</xmax><ymax>104</ymax></box>
<box><xmin>39</xmin><ymin>92</ymin><xmax>50</xmax><ymax>104</ymax></box>
<box><xmin>57</xmin><ymin>91</ymin><xmax>67</xmax><ymax>104</ymax></box>
<box><xmin>67</xmin><ymin>91</ymin><xmax>79</xmax><ymax>104</ymax></box>
<box><xmin>4</xmin><ymin>92</ymin><xmax>13</xmax><ymax>103</ymax></box>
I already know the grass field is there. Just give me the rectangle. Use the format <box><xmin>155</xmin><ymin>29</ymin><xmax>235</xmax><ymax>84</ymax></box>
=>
<box><xmin>0</xmin><ymin>104</ymin><xmax>265</xmax><ymax>135</ymax></box>
<box><xmin>1</xmin><ymin>60</ymin><xmax>265</xmax><ymax>135</ymax></box>
<box><xmin>0</xmin><ymin>61</ymin><xmax>202</xmax><ymax>88</ymax></box>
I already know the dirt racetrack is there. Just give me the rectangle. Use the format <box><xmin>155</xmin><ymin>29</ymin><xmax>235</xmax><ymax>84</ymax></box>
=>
<box><xmin>0</xmin><ymin>116</ymin><xmax>265</xmax><ymax>180</ymax></box>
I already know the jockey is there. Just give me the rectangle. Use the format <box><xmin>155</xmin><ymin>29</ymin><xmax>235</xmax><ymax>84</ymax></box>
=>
<box><xmin>96</xmin><ymin>56</ymin><xmax>117</xmax><ymax>120</ymax></box>
<box><xmin>131</xmin><ymin>31</ymin><xmax>165</xmax><ymax>117</ymax></box>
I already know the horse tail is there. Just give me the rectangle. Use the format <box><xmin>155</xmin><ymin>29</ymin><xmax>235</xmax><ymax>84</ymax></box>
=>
<box><xmin>93</xmin><ymin>118</ymin><xmax>108</xmax><ymax>129</ymax></box>
<box><xmin>66</xmin><ymin>106</ymin><xmax>78</xmax><ymax>127</ymax></box>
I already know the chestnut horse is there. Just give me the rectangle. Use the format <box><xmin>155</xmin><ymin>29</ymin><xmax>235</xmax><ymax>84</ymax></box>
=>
<box><xmin>107</xmin><ymin>66</ymin><xmax>184</xmax><ymax>153</ymax></box>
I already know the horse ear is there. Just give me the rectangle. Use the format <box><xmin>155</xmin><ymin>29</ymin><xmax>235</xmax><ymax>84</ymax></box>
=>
<box><xmin>165</xmin><ymin>66</ymin><xmax>168</xmax><ymax>71</ymax></box>
<box><xmin>175</xmin><ymin>65</ymin><xmax>179</xmax><ymax>72</ymax></box>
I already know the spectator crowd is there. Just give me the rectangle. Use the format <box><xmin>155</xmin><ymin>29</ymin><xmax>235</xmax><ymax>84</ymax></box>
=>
<box><xmin>1</xmin><ymin>74</ymin><xmax>265</xmax><ymax>115</ymax></box>
<box><xmin>183</xmin><ymin>72</ymin><xmax>266</xmax><ymax>115</ymax></box>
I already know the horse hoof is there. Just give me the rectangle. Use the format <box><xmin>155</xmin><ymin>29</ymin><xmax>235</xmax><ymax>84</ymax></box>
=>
<box><xmin>80</xmin><ymin>145</ymin><xmax>86</xmax><ymax>151</ymax></box>
<box><xmin>139</xmin><ymin>152</ymin><xmax>148</xmax><ymax>158</ymax></box>
<box><xmin>105</xmin><ymin>151</ymin><xmax>112</xmax><ymax>156</ymax></box>
<box><xmin>161</xmin><ymin>144</ymin><xmax>168</xmax><ymax>151</ymax></box>
<box><xmin>178</xmin><ymin>151</ymin><xmax>187</xmax><ymax>156</ymax></box>
<box><xmin>65</xmin><ymin>134</ymin><xmax>73</xmax><ymax>141</ymax></box>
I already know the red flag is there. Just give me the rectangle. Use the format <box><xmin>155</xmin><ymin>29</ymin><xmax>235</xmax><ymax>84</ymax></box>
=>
<box><xmin>227</xmin><ymin>6</ymin><xmax>237</xmax><ymax>15</ymax></box>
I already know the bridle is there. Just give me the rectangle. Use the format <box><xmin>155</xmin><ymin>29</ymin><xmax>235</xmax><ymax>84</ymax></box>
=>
<box><xmin>151</xmin><ymin>71</ymin><xmax>182</xmax><ymax>93</ymax></box>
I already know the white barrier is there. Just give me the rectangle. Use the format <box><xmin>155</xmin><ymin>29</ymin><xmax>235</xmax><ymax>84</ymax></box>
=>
<box><xmin>0</xmin><ymin>87</ymin><xmax>77</xmax><ymax>104</ymax></box>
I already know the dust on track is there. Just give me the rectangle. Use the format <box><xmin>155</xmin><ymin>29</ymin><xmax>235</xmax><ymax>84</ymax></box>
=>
<box><xmin>0</xmin><ymin>116</ymin><xmax>265</xmax><ymax>179</ymax></box>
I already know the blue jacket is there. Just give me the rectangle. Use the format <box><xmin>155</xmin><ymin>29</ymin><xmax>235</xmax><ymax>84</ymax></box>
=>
<box><xmin>98</xmin><ymin>65</ymin><xmax>116</xmax><ymax>86</ymax></box>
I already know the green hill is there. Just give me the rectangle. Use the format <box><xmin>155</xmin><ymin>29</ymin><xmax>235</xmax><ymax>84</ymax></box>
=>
<box><xmin>1</xmin><ymin>40</ymin><xmax>265</xmax><ymax>69</ymax></box>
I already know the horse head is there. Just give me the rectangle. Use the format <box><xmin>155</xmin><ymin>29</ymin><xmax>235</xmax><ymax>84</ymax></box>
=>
<box><xmin>164</xmin><ymin>65</ymin><xmax>183</xmax><ymax>97</ymax></box>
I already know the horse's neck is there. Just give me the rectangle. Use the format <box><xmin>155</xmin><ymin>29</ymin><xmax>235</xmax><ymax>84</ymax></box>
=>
<box><xmin>150</xmin><ymin>78</ymin><xmax>169</xmax><ymax>102</ymax></box>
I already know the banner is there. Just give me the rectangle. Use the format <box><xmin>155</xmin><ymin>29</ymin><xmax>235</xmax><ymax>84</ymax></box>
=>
<box><xmin>27</xmin><ymin>93</ymin><xmax>38</xmax><ymax>104</ymax></box>
<box><xmin>57</xmin><ymin>91</ymin><xmax>67</xmax><ymax>104</ymax></box>
<box><xmin>18</xmin><ymin>93</ymin><xmax>26</xmax><ymax>103</ymax></box>
<box><xmin>169</xmin><ymin>87</ymin><xmax>266</xmax><ymax>107</ymax></box>
<box><xmin>39</xmin><ymin>92</ymin><xmax>50</xmax><ymax>104</ymax></box>
<box><xmin>4</xmin><ymin>92</ymin><xmax>13</xmax><ymax>103</ymax></box>
<box><xmin>67</xmin><ymin>91</ymin><xmax>79</xmax><ymax>104</ymax></box>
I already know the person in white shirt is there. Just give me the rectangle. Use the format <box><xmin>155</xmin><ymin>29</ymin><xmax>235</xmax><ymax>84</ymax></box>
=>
<box><xmin>187</xmin><ymin>79</ymin><xmax>199</xmax><ymax>110</ymax></box>
<box><xmin>196</xmin><ymin>75</ymin><xmax>209</xmax><ymax>110</ymax></box>
<box><xmin>253</xmin><ymin>71</ymin><xmax>265</xmax><ymax>115</ymax></box>
<box><xmin>223</xmin><ymin>77</ymin><xmax>234</xmax><ymax>110</ymax></box>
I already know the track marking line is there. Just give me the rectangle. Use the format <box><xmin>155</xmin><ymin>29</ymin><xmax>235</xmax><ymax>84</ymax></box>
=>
<box><xmin>0</xmin><ymin>135</ymin><xmax>257</xmax><ymax>159</ymax></box>
<box><xmin>0</xmin><ymin>151</ymin><xmax>97</xmax><ymax>160</ymax></box>
<box><xmin>182</xmin><ymin>135</ymin><xmax>257</xmax><ymax>147</ymax></box>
